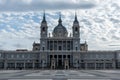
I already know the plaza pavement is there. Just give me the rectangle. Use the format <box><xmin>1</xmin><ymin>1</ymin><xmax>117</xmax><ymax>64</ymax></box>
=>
<box><xmin>0</xmin><ymin>70</ymin><xmax>120</xmax><ymax>80</ymax></box>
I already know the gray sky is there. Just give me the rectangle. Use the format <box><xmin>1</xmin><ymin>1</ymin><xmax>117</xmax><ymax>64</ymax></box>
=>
<box><xmin>0</xmin><ymin>0</ymin><xmax>120</xmax><ymax>50</ymax></box>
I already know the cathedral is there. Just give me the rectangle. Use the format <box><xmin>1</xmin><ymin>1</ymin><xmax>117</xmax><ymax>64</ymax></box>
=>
<box><xmin>0</xmin><ymin>12</ymin><xmax>120</xmax><ymax>70</ymax></box>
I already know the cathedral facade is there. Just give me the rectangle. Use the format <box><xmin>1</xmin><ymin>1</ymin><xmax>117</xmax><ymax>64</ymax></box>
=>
<box><xmin>0</xmin><ymin>13</ymin><xmax>120</xmax><ymax>70</ymax></box>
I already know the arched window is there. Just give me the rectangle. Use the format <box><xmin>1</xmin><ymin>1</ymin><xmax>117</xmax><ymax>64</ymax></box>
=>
<box><xmin>42</xmin><ymin>27</ymin><xmax>45</xmax><ymax>31</ymax></box>
<box><xmin>75</xmin><ymin>27</ymin><xmax>78</xmax><ymax>31</ymax></box>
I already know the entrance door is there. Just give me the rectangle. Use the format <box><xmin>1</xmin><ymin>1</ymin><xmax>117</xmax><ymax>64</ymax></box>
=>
<box><xmin>57</xmin><ymin>59</ymin><xmax>63</xmax><ymax>69</ymax></box>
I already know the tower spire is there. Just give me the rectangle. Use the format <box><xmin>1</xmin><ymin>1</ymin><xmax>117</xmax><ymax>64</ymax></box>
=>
<box><xmin>58</xmin><ymin>12</ymin><xmax>62</xmax><ymax>24</ymax></box>
<box><xmin>74</xmin><ymin>11</ymin><xmax>78</xmax><ymax>23</ymax></box>
<box><xmin>42</xmin><ymin>10</ymin><xmax>46</xmax><ymax>23</ymax></box>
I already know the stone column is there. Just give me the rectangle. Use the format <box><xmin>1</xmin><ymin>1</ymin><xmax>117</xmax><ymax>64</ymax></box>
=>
<box><xmin>66</xmin><ymin>40</ymin><xmax>67</xmax><ymax>51</ymax></box>
<box><xmin>95</xmin><ymin>62</ymin><xmax>96</xmax><ymax>70</ymax></box>
<box><xmin>70</xmin><ymin>40</ymin><xmax>71</xmax><ymax>51</ymax></box>
<box><xmin>57</xmin><ymin>55</ymin><xmax>58</xmax><ymax>67</ymax></box>
<box><xmin>4</xmin><ymin>60</ymin><xmax>7</xmax><ymax>70</ymax></box>
<box><xmin>113</xmin><ymin>60</ymin><xmax>116</xmax><ymax>69</ymax></box>
<box><xmin>103</xmin><ymin>60</ymin><xmax>105</xmax><ymax>69</ymax></box>
<box><xmin>32</xmin><ymin>61</ymin><xmax>35</xmax><ymax>70</ymax></box>
<box><xmin>57</xmin><ymin>40</ymin><xmax>58</xmax><ymax>51</ymax></box>
<box><xmin>53</xmin><ymin>40</ymin><xmax>54</xmax><ymax>51</ymax></box>
<box><xmin>62</xmin><ymin>40</ymin><xmax>63</xmax><ymax>51</ymax></box>
<box><xmin>24</xmin><ymin>62</ymin><xmax>25</xmax><ymax>69</ymax></box>
<box><xmin>61</xmin><ymin>55</ymin><xmax>63</xmax><ymax>65</ymax></box>
<box><xmin>69</xmin><ymin>40</ymin><xmax>70</xmax><ymax>51</ymax></box>
<box><xmin>85</xmin><ymin>62</ymin><xmax>87</xmax><ymax>70</ymax></box>
<box><xmin>15</xmin><ymin>62</ymin><xmax>16</xmax><ymax>69</ymax></box>
<box><xmin>49</xmin><ymin>40</ymin><xmax>50</xmax><ymax>51</ymax></box>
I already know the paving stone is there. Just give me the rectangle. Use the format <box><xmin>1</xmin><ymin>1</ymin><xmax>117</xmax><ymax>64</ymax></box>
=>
<box><xmin>0</xmin><ymin>70</ymin><xmax>119</xmax><ymax>80</ymax></box>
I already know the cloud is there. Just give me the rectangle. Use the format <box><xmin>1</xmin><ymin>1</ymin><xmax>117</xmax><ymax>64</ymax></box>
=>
<box><xmin>0</xmin><ymin>0</ymin><xmax>120</xmax><ymax>50</ymax></box>
<box><xmin>0</xmin><ymin>0</ymin><xmax>96</xmax><ymax>12</ymax></box>
<box><xmin>13</xmin><ymin>43</ymin><xmax>23</xmax><ymax>48</ymax></box>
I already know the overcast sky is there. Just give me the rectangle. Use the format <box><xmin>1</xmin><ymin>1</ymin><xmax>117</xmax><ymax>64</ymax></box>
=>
<box><xmin>0</xmin><ymin>0</ymin><xmax>120</xmax><ymax>50</ymax></box>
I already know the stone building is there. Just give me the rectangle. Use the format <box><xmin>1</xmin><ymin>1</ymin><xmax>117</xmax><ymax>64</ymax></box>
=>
<box><xmin>0</xmin><ymin>12</ymin><xmax>120</xmax><ymax>70</ymax></box>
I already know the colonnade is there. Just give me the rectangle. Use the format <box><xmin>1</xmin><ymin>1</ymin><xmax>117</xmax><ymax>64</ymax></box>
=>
<box><xmin>50</xmin><ymin>55</ymin><xmax>70</xmax><ymax>69</ymax></box>
<box><xmin>47</xmin><ymin>40</ymin><xmax>73</xmax><ymax>51</ymax></box>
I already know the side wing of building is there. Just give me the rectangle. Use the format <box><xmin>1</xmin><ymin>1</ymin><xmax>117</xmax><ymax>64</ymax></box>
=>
<box><xmin>0</xmin><ymin>50</ymin><xmax>120</xmax><ymax>69</ymax></box>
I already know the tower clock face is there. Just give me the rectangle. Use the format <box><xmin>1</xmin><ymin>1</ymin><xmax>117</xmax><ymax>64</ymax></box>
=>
<box><xmin>75</xmin><ymin>31</ymin><xmax>78</xmax><ymax>34</ymax></box>
<box><xmin>43</xmin><ymin>31</ymin><xmax>45</xmax><ymax>34</ymax></box>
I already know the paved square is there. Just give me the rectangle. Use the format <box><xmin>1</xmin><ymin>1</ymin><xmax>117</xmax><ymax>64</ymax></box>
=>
<box><xmin>0</xmin><ymin>70</ymin><xmax>120</xmax><ymax>80</ymax></box>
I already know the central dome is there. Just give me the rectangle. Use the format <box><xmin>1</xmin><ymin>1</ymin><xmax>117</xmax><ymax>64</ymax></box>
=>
<box><xmin>52</xmin><ymin>15</ymin><xmax>68</xmax><ymax>37</ymax></box>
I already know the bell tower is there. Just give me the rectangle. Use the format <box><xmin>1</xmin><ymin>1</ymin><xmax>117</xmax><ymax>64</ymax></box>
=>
<box><xmin>72</xmin><ymin>12</ymin><xmax>80</xmax><ymax>51</ymax></box>
<box><xmin>40</xmin><ymin>11</ymin><xmax>48</xmax><ymax>38</ymax></box>
<box><xmin>40</xmin><ymin>11</ymin><xmax>48</xmax><ymax>51</ymax></box>
<box><xmin>72</xmin><ymin>12</ymin><xmax>80</xmax><ymax>38</ymax></box>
